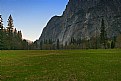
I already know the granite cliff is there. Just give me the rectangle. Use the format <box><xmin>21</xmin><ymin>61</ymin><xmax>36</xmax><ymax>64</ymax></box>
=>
<box><xmin>38</xmin><ymin>0</ymin><xmax>121</xmax><ymax>45</ymax></box>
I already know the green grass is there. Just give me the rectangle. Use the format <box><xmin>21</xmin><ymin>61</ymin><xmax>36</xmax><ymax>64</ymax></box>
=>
<box><xmin>1</xmin><ymin>49</ymin><xmax>121</xmax><ymax>81</ymax></box>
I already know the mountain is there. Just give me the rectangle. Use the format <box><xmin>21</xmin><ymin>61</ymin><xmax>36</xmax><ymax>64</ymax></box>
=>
<box><xmin>38</xmin><ymin>0</ymin><xmax>121</xmax><ymax>45</ymax></box>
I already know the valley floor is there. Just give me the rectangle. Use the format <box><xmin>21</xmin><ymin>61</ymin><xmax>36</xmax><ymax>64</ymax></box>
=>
<box><xmin>1</xmin><ymin>49</ymin><xmax>121</xmax><ymax>81</ymax></box>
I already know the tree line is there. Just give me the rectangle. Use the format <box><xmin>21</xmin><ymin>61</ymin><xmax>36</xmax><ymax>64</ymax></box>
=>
<box><xmin>0</xmin><ymin>15</ymin><xmax>29</xmax><ymax>50</ymax></box>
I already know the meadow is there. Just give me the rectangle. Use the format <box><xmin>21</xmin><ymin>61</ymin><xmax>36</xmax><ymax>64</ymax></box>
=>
<box><xmin>1</xmin><ymin>49</ymin><xmax>121</xmax><ymax>81</ymax></box>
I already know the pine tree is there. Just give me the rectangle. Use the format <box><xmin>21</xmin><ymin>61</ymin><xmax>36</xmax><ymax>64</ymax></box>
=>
<box><xmin>0</xmin><ymin>15</ymin><xmax>4</xmax><ymax>49</ymax></box>
<box><xmin>6</xmin><ymin>15</ymin><xmax>14</xmax><ymax>49</ymax></box>
<box><xmin>0</xmin><ymin>15</ymin><xmax>3</xmax><ymax>30</ymax></box>
<box><xmin>14</xmin><ymin>28</ymin><xmax>17</xmax><ymax>36</ymax></box>
<box><xmin>7</xmin><ymin>15</ymin><xmax>14</xmax><ymax>33</ymax></box>
<box><xmin>18</xmin><ymin>31</ymin><xmax>22</xmax><ymax>39</ymax></box>
<box><xmin>100</xmin><ymin>18</ymin><xmax>107</xmax><ymax>49</ymax></box>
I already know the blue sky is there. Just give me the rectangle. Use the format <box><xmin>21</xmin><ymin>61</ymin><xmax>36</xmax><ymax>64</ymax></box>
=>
<box><xmin>0</xmin><ymin>0</ymin><xmax>68</xmax><ymax>41</ymax></box>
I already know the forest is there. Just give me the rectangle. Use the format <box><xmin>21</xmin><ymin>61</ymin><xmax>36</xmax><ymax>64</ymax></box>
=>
<box><xmin>0</xmin><ymin>15</ymin><xmax>29</xmax><ymax>50</ymax></box>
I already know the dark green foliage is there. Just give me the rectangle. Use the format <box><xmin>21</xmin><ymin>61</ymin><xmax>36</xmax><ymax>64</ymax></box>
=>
<box><xmin>111</xmin><ymin>36</ymin><xmax>116</xmax><ymax>49</ymax></box>
<box><xmin>32</xmin><ymin>36</ymin><xmax>118</xmax><ymax>50</ymax></box>
<box><xmin>32</xmin><ymin>39</ymin><xmax>55</xmax><ymax>50</ymax></box>
<box><xmin>40</xmin><ymin>40</ymin><xmax>43</xmax><ymax>50</ymax></box>
<box><xmin>0</xmin><ymin>15</ymin><xmax>28</xmax><ymax>50</ymax></box>
<box><xmin>22</xmin><ymin>39</ymin><xmax>29</xmax><ymax>50</ymax></box>
<box><xmin>70</xmin><ymin>37</ymin><xmax>76</xmax><ymax>44</ymax></box>
<box><xmin>56</xmin><ymin>39</ymin><xmax>60</xmax><ymax>49</ymax></box>
<box><xmin>111</xmin><ymin>41</ymin><xmax>115</xmax><ymax>49</ymax></box>
<box><xmin>0</xmin><ymin>15</ymin><xmax>4</xmax><ymax>49</ymax></box>
<box><xmin>49</xmin><ymin>39</ymin><xmax>53</xmax><ymax>44</ymax></box>
<box><xmin>100</xmin><ymin>18</ymin><xmax>107</xmax><ymax>49</ymax></box>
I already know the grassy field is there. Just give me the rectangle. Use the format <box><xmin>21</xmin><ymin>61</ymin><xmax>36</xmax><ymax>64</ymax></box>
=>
<box><xmin>1</xmin><ymin>49</ymin><xmax>121</xmax><ymax>81</ymax></box>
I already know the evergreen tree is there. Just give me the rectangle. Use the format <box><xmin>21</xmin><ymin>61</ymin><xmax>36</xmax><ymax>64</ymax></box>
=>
<box><xmin>40</xmin><ymin>40</ymin><xmax>43</xmax><ymax>50</ymax></box>
<box><xmin>49</xmin><ymin>39</ymin><xmax>52</xmax><ymax>44</ymax></box>
<box><xmin>18</xmin><ymin>31</ymin><xmax>22</xmax><ymax>39</ymax></box>
<box><xmin>100</xmin><ymin>18</ymin><xmax>107</xmax><ymax>49</ymax></box>
<box><xmin>13</xmin><ymin>29</ymin><xmax>23</xmax><ymax>49</ymax></box>
<box><xmin>0</xmin><ymin>15</ymin><xmax>4</xmax><ymax>49</ymax></box>
<box><xmin>7</xmin><ymin>15</ymin><xmax>14</xmax><ymax>34</ymax></box>
<box><xmin>22</xmin><ymin>39</ymin><xmax>29</xmax><ymax>50</ymax></box>
<box><xmin>0</xmin><ymin>15</ymin><xmax>3</xmax><ymax>30</ymax></box>
<box><xmin>56</xmin><ymin>39</ymin><xmax>60</xmax><ymax>49</ymax></box>
<box><xmin>6</xmin><ymin>15</ymin><xmax>14</xmax><ymax>49</ymax></box>
<box><xmin>111</xmin><ymin>40</ymin><xmax>115</xmax><ymax>49</ymax></box>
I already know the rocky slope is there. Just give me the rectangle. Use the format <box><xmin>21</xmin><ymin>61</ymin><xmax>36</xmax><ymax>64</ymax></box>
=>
<box><xmin>38</xmin><ymin>0</ymin><xmax>121</xmax><ymax>45</ymax></box>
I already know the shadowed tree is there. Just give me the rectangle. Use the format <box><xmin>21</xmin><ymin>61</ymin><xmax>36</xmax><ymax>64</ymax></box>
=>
<box><xmin>22</xmin><ymin>39</ymin><xmax>29</xmax><ymax>50</ymax></box>
<box><xmin>0</xmin><ymin>15</ymin><xmax>4</xmax><ymax>49</ymax></box>
<box><xmin>100</xmin><ymin>18</ymin><xmax>107</xmax><ymax>49</ymax></box>
<box><xmin>6</xmin><ymin>15</ymin><xmax>14</xmax><ymax>49</ymax></box>
<box><xmin>7</xmin><ymin>15</ymin><xmax>14</xmax><ymax>34</ymax></box>
<box><xmin>40</xmin><ymin>40</ymin><xmax>43</xmax><ymax>50</ymax></box>
<box><xmin>57</xmin><ymin>39</ymin><xmax>60</xmax><ymax>49</ymax></box>
<box><xmin>0</xmin><ymin>15</ymin><xmax>3</xmax><ymax>30</ymax></box>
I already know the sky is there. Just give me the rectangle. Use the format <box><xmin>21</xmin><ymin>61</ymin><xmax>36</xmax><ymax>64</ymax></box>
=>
<box><xmin>0</xmin><ymin>0</ymin><xmax>68</xmax><ymax>41</ymax></box>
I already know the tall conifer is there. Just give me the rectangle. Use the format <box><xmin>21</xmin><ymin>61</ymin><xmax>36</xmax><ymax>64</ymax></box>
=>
<box><xmin>100</xmin><ymin>18</ymin><xmax>107</xmax><ymax>49</ymax></box>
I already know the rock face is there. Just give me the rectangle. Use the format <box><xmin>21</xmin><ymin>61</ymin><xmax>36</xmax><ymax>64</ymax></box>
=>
<box><xmin>38</xmin><ymin>0</ymin><xmax>121</xmax><ymax>45</ymax></box>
